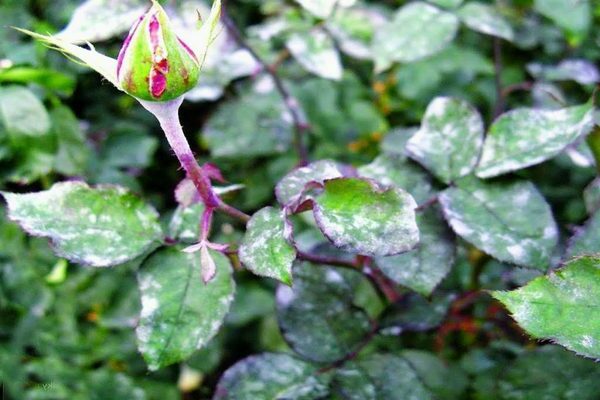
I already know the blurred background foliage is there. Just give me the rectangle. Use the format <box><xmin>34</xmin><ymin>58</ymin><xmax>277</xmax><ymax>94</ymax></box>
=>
<box><xmin>0</xmin><ymin>0</ymin><xmax>599</xmax><ymax>398</ymax></box>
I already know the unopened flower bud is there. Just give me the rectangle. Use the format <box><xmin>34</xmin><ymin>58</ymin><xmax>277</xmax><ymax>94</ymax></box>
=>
<box><xmin>117</xmin><ymin>1</ymin><xmax>200</xmax><ymax>101</ymax></box>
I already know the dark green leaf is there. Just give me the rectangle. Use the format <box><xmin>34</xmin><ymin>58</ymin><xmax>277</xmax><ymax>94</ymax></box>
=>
<box><xmin>474</xmin><ymin>346</ymin><xmax>600</xmax><ymax>399</ymax></box>
<box><xmin>204</xmin><ymin>90</ymin><xmax>292</xmax><ymax>159</ymax></box>
<box><xmin>276</xmin><ymin>263</ymin><xmax>372</xmax><ymax>363</ymax></box>
<box><xmin>377</xmin><ymin>208</ymin><xmax>455</xmax><ymax>295</ymax></box>
<box><xmin>332</xmin><ymin>353</ymin><xmax>434</xmax><ymax>399</ymax></box>
<box><xmin>372</xmin><ymin>2</ymin><xmax>459</xmax><ymax>71</ymax></box>
<box><xmin>457</xmin><ymin>2</ymin><xmax>514</xmax><ymax>41</ymax></box>
<box><xmin>358</xmin><ymin>154</ymin><xmax>436</xmax><ymax>204</ymax></box>
<box><xmin>214</xmin><ymin>353</ymin><xmax>328</xmax><ymax>400</ymax></box>
<box><xmin>0</xmin><ymin>85</ymin><xmax>50</xmax><ymax>138</ymax></box>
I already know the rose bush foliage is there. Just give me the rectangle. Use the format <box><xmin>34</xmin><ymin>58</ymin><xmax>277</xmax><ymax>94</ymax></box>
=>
<box><xmin>0</xmin><ymin>0</ymin><xmax>599</xmax><ymax>398</ymax></box>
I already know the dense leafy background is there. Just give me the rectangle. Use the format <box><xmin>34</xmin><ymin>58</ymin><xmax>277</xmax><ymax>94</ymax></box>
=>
<box><xmin>0</xmin><ymin>0</ymin><xmax>599</xmax><ymax>399</ymax></box>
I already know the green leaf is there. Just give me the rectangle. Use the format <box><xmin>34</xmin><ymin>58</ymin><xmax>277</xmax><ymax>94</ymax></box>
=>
<box><xmin>168</xmin><ymin>203</ymin><xmax>205</xmax><ymax>242</ymax></box>
<box><xmin>476</xmin><ymin>101</ymin><xmax>595</xmax><ymax>179</ymax></box>
<box><xmin>377</xmin><ymin>208</ymin><xmax>455</xmax><ymax>295</ymax></box>
<box><xmin>204</xmin><ymin>89</ymin><xmax>292</xmax><ymax>159</ymax></box>
<box><xmin>214</xmin><ymin>353</ymin><xmax>329</xmax><ymax>400</ymax></box>
<box><xmin>293</xmin><ymin>0</ymin><xmax>356</xmax><ymax>18</ymax></box>
<box><xmin>439</xmin><ymin>177</ymin><xmax>558</xmax><ymax>269</ymax></box>
<box><xmin>239</xmin><ymin>207</ymin><xmax>296</xmax><ymax>285</ymax></box>
<box><xmin>56</xmin><ymin>0</ymin><xmax>146</xmax><ymax>43</ymax></box>
<box><xmin>406</xmin><ymin>97</ymin><xmax>484</xmax><ymax>184</ymax></box>
<box><xmin>287</xmin><ymin>30</ymin><xmax>342</xmax><ymax>81</ymax></box>
<box><xmin>313</xmin><ymin>178</ymin><xmax>419</xmax><ymax>257</ymax></box>
<box><xmin>473</xmin><ymin>346</ymin><xmax>600</xmax><ymax>400</ymax></box>
<box><xmin>493</xmin><ymin>256</ymin><xmax>600</xmax><ymax>359</ymax></box>
<box><xmin>276</xmin><ymin>263</ymin><xmax>372</xmax><ymax>363</ymax></box>
<box><xmin>457</xmin><ymin>2</ymin><xmax>514</xmax><ymax>41</ymax></box>
<box><xmin>358</xmin><ymin>154</ymin><xmax>436</xmax><ymax>204</ymax></box>
<box><xmin>402</xmin><ymin>350</ymin><xmax>468</xmax><ymax>400</ymax></box>
<box><xmin>2</xmin><ymin>182</ymin><xmax>163</xmax><ymax>267</ymax></box>
<box><xmin>326</xmin><ymin>6</ymin><xmax>382</xmax><ymax>60</ymax></box>
<box><xmin>381</xmin><ymin>292</ymin><xmax>454</xmax><ymax>332</ymax></box>
<box><xmin>332</xmin><ymin>353</ymin><xmax>434</xmax><ymax>399</ymax></box>
<box><xmin>0</xmin><ymin>85</ymin><xmax>50</xmax><ymax>139</ymax></box>
<box><xmin>51</xmin><ymin>106</ymin><xmax>90</xmax><ymax>176</ymax></box>
<box><xmin>527</xmin><ymin>59</ymin><xmax>599</xmax><ymax>85</ymax></box>
<box><xmin>428</xmin><ymin>0</ymin><xmax>463</xmax><ymax>8</ymax></box>
<box><xmin>136</xmin><ymin>247</ymin><xmax>235</xmax><ymax>371</ymax></box>
<box><xmin>0</xmin><ymin>67</ymin><xmax>76</xmax><ymax>94</ymax></box>
<box><xmin>584</xmin><ymin>178</ymin><xmax>600</xmax><ymax>215</ymax></box>
<box><xmin>534</xmin><ymin>0</ymin><xmax>591</xmax><ymax>37</ymax></box>
<box><xmin>372</xmin><ymin>2</ymin><xmax>459</xmax><ymax>72</ymax></box>
<box><xmin>566</xmin><ymin>212</ymin><xmax>600</xmax><ymax>258</ymax></box>
<box><xmin>276</xmin><ymin>159</ymin><xmax>344</xmax><ymax>206</ymax></box>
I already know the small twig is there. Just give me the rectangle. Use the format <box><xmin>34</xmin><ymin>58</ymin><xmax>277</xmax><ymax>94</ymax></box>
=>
<box><xmin>501</xmin><ymin>81</ymin><xmax>534</xmax><ymax>98</ymax></box>
<box><xmin>416</xmin><ymin>195</ymin><xmax>438</xmax><ymax>212</ymax></box>
<box><xmin>492</xmin><ymin>37</ymin><xmax>504</xmax><ymax>119</ymax></box>
<box><xmin>296</xmin><ymin>250</ymin><xmax>358</xmax><ymax>269</ymax></box>
<box><xmin>365</xmin><ymin>264</ymin><xmax>403</xmax><ymax>303</ymax></box>
<box><xmin>221</xmin><ymin>1</ymin><xmax>310</xmax><ymax>166</ymax></box>
<box><xmin>319</xmin><ymin>320</ymin><xmax>379</xmax><ymax>372</ymax></box>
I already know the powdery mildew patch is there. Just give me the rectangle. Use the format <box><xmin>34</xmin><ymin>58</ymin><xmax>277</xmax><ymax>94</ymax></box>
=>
<box><xmin>239</xmin><ymin>206</ymin><xmax>296</xmax><ymax>285</ymax></box>
<box><xmin>406</xmin><ymin>97</ymin><xmax>484</xmax><ymax>184</ymax></box>
<box><xmin>439</xmin><ymin>177</ymin><xmax>558</xmax><ymax>269</ymax></box>
<box><xmin>136</xmin><ymin>248</ymin><xmax>235</xmax><ymax>371</ymax></box>
<box><xmin>2</xmin><ymin>181</ymin><xmax>163</xmax><ymax>267</ymax></box>
<box><xmin>476</xmin><ymin>102</ymin><xmax>595</xmax><ymax>178</ymax></box>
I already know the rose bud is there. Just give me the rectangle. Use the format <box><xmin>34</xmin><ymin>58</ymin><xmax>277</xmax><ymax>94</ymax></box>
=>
<box><xmin>117</xmin><ymin>1</ymin><xmax>200</xmax><ymax>101</ymax></box>
<box><xmin>17</xmin><ymin>0</ymin><xmax>222</xmax><ymax>102</ymax></box>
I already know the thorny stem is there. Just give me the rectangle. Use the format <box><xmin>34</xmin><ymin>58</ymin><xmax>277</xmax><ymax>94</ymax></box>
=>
<box><xmin>140</xmin><ymin>98</ymin><xmax>250</xmax><ymax>224</ymax></box>
<box><xmin>220</xmin><ymin>2</ymin><xmax>310</xmax><ymax>166</ymax></box>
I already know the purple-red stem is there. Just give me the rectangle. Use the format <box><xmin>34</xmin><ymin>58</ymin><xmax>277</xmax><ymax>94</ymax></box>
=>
<box><xmin>141</xmin><ymin>98</ymin><xmax>250</xmax><ymax>223</ymax></box>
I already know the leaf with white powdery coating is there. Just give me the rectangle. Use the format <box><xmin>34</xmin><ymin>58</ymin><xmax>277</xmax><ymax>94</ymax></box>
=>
<box><xmin>276</xmin><ymin>263</ymin><xmax>372</xmax><ymax>363</ymax></box>
<box><xmin>313</xmin><ymin>178</ymin><xmax>419</xmax><ymax>257</ymax></box>
<box><xmin>377</xmin><ymin>208</ymin><xmax>455</xmax><ymax>296</ymax></box>
<box><xmin>239</xmin><ymin>207</ymin><xmax>296</xmax><ymax>285</ymax></box>
<box><xmin>406</xmin><ymin>97</ymin><xmax>484</xmax><ymax>184</ymax></box>
<box><xmin>136</xmin><ymin>247</ymin><xmax>235</xmax><ymax>371</ymax></box>
<box><xmin>276</xmin><ymin>159</ymin><xmax>345</xmax><ymax>206</ymax></box>
<box><xmin>358</xmin><ymin>154</ymin><xmax>435</xmax><ymax>204</ymax></box>
<box><xmin>439</xmin><ymin>177</ymin><xmax>558</xmax><ymax>270</ymax></box>
<box><xmin>493</xmin><ymin>256</ymin><xmax>600</xmax><ymax>359</ymax></box>
<box><xmin>214</xmin><ymin>353</ymin><xmax>329</xmax><ymax>399</ymax></box>
<box><xmin>286</xmin><ymin>30</ymin><xmax>343</xmax><ymax>81</ymax></box>
<box><xmin>2</xmin><ymin>181</ymin><xmax>163</xmax><ymax>267</ymax></box>
<box><xmin>565</xmin><ymin>211</ymin><xmax>600</xmax><ymax>259</ymax></box>
<box><xmin>332</xmin><ymin>353</ymin><xmax>434</xmax><ymax>399</ymax></box>
<box><xmin>372</xmin><ymin>2</ymin><xmax>459</xmax><ymax>72</ymax></box>
<box><xmin>476</xmin><ymin>101</ymin><xmax>595</xmax><ymax>178</ymax></box>
<box><xmin>457</xmin><ymin>2</ymin><xmax>514</xmax><ymax>41</ymax></box>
